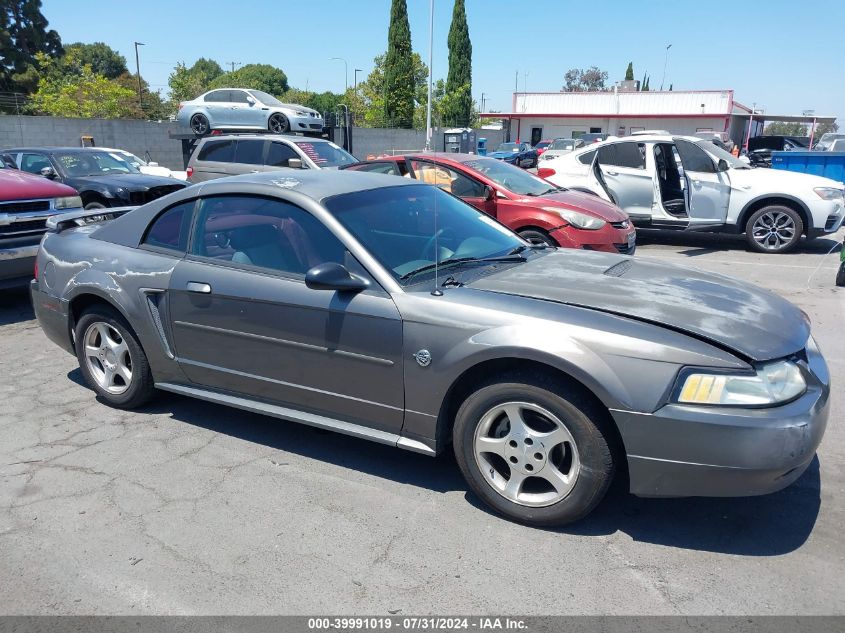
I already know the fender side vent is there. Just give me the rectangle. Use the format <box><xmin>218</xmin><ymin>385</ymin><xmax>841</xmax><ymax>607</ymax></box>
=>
<box><xmin>604</xmin><ymin>260</ymin><xmax>633</xmax><ymax>277</ymax></box>
<box><xmin>144</xmin><ymin>291</ymin><xmax>174</xmax><ymax>358</ymax></box>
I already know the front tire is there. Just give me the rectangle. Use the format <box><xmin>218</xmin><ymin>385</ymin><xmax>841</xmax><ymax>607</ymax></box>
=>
<box><xmin>836</xmin><ymin>262</ymin><xmax>845</xmax><ymax>287</ymax></box>
<box><xmin>453</xmin><ymin>373</ymin><xmax>615</xmax><ymax>526</ymax></box>
<box><xmin>74</xmin><ymin>306</ymin><xmax>155</xmax><ymax>409</ymax></box>
<box><xmin>745</xmin><ymin>205</ymin><xmax>803</xmax><ymax>253</ymax></box>
<box><xmin>518</xmin><ymin>228</ymin><xmax>557</xmax><ymax>247</ymax></box>
<box><xmin>84</xmin><ymin>201</ymin><xmax>106</xmax><ymax>210</ymax></box>
<box><xmin>268</xmin><ymin>113</ymin><xmax>290</xmax><ymax>134</ymax></box>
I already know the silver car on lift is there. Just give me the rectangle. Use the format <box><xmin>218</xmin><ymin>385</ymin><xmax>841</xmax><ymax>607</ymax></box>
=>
<box><xmin>176</xmin><ymin>88</ymin><xmax>324</xmax><ymax>136</ymax></box>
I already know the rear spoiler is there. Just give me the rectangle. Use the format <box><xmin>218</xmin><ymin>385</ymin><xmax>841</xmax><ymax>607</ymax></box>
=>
<box><xmin>46</xmin><ymin>206</ymin><xmax>137</xmax><ymax>233</ymax></box>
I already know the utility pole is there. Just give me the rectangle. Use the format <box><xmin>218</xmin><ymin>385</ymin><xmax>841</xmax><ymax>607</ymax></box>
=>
<box><xmin>425</xmin><ymin>0</ymin><xmax>433</xmax><ymax>150</ymax></box>
<box><xmin>354</xmin><ymin>68</ymin><xmax>363</xmax><ymax>94</ymax></box>
<box><xmin>481</xmin><ymin>92</ymin><xmax>486</xmax><ymax>113</ymax></box>
<box><xmin>228</xmin><ymin>61</ymin><xmax>241</xmax><ymax>73</ymax></box>
<box><xmin>660</xmin><ymin>43</ymin><xmax>672</xmax><ymax>91</ymax></box>
<box><xmin>134</xmin><ymin>42</ymin><xmax>145</xmax><ymax>110</ymax></box>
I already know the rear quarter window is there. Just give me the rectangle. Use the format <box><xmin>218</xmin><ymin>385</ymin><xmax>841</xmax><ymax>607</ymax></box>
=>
<box><xmin>197</xmin><ymin>140</ymin><xmax>235</xmax><ymax>163</ymax></box>
<box><xmin>142</xmin><ymin>201</ymin><xmax>195</xmax><ymax>252</ymax></box>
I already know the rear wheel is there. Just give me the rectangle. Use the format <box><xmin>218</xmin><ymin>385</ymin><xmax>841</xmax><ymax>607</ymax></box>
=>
<box><xmin>74</xmin><ymin>306</ymin><xmax>155</xmax><ymax>409</ymax></box>
<box><xmin>268</xmin><ymin>113</ymin><xmax>289</xmax><ymax>134</ymax></box>
<box><xmin>453</xmin><ymin>373</ymin><xmax>615</xmax><ymax>526</ymax></box>
<box><xmin>836</xmin><ymin>262</ymin><xmax>845</xmax><ymax>287</ymax></box>
<box><xmin>745</xmin><ymin>205</ymin><xmax>803</xmax><ymax>253</ymax></box>
<box><xmin>190</xmin><ymin>113</ymin><xmax>210</xmax><ymax>136</ymax></box>
<box><xmin>518</xmin><ymin>228</ymin><xmax>557</xmax><ymax>247</ymax></box>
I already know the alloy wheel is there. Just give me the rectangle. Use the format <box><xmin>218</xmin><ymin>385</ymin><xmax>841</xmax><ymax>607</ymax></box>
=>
<box><xmin>83</xmin><ymin>322</ymin><xmax>133</xmax><ymax>395</ymax></box>
<box><xmin>473</xmin><ymin>401</ymin><xmax>580</xmax><ymax>507</ymax></box>
<box><xmin>191</xmin><ymin>115</ymin><xmax>209</xmax><ymax>135</ymax></box>
<box><xmin>751</xmin><ymin>210</ymin><xmax>796</xmax><ymax>251</ymax></box>
<box><xmin>269</xmin><ymin>114</ymin><xmax>289</xmax><ymax>134</ymax></box>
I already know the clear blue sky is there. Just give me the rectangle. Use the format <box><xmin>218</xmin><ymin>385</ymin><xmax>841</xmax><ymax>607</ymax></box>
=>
<box><xmin>41</xmin><ymin>0</ymin><xmax>843</xmax><ymax>120</ymax></box>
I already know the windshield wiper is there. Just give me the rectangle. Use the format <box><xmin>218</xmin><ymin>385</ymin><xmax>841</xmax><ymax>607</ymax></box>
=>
<box><xmin>525</xmin><ymin>187</ymin><xmax>563</xmax><ymax>197</ymax></box>
<box><xmin>399</xmin><ymin>254</ymin><xmax>526</xmax><ymax>282</ymax></box>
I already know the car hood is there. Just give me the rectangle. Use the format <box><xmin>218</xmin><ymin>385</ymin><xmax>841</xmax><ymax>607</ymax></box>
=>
<box><xmin>66</xmin><ymin>173</ymin><xmax>184</xmax><ymax>191</ymax></box>
<box><xmin>533</xmin><ymin>190</ymin><xmax>629</xmax><ymax>222</ymax></box>
<box><xmin>468</xmin><ymin>250</ymin><xmax>808</xmax><ymax>361</ymax></box>
<box><xmin>488</xmin><ymin>151</ymin><xmax>519</xmax><ymax>159</ymax></box>
<box><xmin>0</xmin><ymin>169</ymin><xmax>78</xmax><ymax>201</ymax></box>
<box><xmin>729</xmin><ymin>165</ymin><xmax>844</xmax><ymax>189</ymax></box>
<box><xmin>275</xmin><ymin>103</ymin><xmax>320</xmax><ymax>115</ymax></box>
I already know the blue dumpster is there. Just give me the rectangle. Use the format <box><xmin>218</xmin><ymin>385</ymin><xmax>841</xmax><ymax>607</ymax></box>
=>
<box><xmin>771</xmin><ymin>151</ymin><xmax>845</xmax><ymax>183</ymax></box>
<box><xmin>477</xmin><ymin>138</ymin><xmax>487</xmax><ymax>156</ymax></box>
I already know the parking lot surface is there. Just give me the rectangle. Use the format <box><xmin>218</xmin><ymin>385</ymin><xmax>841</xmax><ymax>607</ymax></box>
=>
<box><xmin>1</xmin><ymin>229</ymin><xmax>843</xmax><ymax>615</ymax></box>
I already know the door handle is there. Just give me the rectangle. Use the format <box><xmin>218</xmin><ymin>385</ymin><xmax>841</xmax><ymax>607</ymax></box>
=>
<box><xmin>605</xmin><ymin>170</ymin><xmax>618</xmax><ymax>176</ymax></box>
<box><xmin>186</xmin><ymin>282</ymin><xmax>212</xmax><ymax>294</ymax></box>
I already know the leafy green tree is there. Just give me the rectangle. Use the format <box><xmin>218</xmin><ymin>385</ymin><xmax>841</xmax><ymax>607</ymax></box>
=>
<box><xmin>64</xmin><ymin>42</ymin><xmax>126</xmax><ymax>79</ymax></box>
<box><xmin>625</xmin><ymin>62</ymin><xmax>634</xmax><ymax>81</ymax></box>
<box><xmin>25</xmin><ymin>51</ymin><xmax>138</xmax><ymax>118</ymax></box>
<box><xmin>190</xmin><ymin>58</ymin><xmax>223</xmax><ymax>83</ymax></box>
<box><xmin>764</xmin><ymin>121</ymin><xmax>808</xmax><ymax>136</ymax></box>
<box><xmin>811</xmin><ymin>120</ymin><xmax>839</xmax><ymax>139</ymax></box>
<box><xmin>208</xmin><ymin>63</ymin><xmax>289</xmax><ymax>95</ymax></box>
<box><xmin>383</xmin><ymin>0</ymin><xmax>415</xmax><ymax>127</ymax></box>
<box><xmin>358</xmin><ymin>51</ymin><xmax>428</xmax><ymax>128</ymax></box>
<box><xmin>563</xmin><ymin>66</ymin><xmax>608</xmax><ymax>92</ymax></box>
<box><xmin>0</xmin><ymin>0</ymin><xmax>63</xmax><ymax>92</ymax></box>
<box><xmin>444</xmin><ymin>0</ymin><xmax>472</xmax><ymax>126</ymax></box>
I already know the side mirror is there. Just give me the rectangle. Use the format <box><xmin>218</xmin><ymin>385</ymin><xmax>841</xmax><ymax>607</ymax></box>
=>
<box><xmin>147</xmin><ymin>161</ymin><xmax>159</xmax><ymax>167</ymax></box>
<box><xmin>288</xmin><ymin>158</ymin><xmax>304</xmax><ymax>169</ymax></box>
<box><xmin>483</xmin><ymin>184</ymin><xmax>496</xmax><ymax>202</ymax></box>
<box><xmin>305</xmin><ymin>262</ymin><xmax>369</xmax><ymax>292</ymax></box>
<box><xmin>246</xmin><ymin>96</ymin><xmax>256</xmax><ymax>106</ymax></box>
<box><xmin>40</xmin><ymin>166</ymin><xmax>57</xmax><ymax>179</ymax></box>
<box><xmin>717</xmin><ymin>159</ymin><xmax>730</xmax><ymax>172</ymax></box>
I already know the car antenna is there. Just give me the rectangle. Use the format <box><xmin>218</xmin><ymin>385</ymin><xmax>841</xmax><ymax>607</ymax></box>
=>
<box><xmin>431</xmin><ymin>170</ymin><xmax>443</xmax><ymax>296</ymax></box>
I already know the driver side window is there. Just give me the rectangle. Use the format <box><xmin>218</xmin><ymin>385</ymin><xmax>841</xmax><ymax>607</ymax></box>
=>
<box><xmin>674</xmin><ymin>139</ymin><xmax>716</xmax><ymax>173</ymax></box>
<box><xmin>410</xmin><ymin>161</ymin><xmax>486</xmax><ymax>198</ymax></box>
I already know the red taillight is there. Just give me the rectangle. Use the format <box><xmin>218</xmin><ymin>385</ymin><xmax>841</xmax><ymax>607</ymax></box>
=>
<box><xmin>537</xmin><ymin>167</ymin><xmax>556</xmax><ymax>179</ymax></box>
<box><xmin>210</xmin><ymin>129</ymin><xmax>222</xmax><ymax>136</ymax></box>
<box><xmin>33</xmin><ymin>258</ymin><xmax>38</xmax><ymax>281</ymax></box>
<box><xmin>186</xmin><ymin>166</ymin><xmax>194</xmax><ymax>179</ymax></box>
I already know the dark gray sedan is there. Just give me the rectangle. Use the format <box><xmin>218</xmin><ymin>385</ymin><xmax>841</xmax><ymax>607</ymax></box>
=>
<box><xmin>31</xmin><ymin>170</ymin><xmax>830</xmax><ymax>526</ymax></box>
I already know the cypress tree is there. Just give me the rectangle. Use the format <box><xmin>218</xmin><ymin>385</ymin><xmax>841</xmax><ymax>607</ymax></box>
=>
<box><xmin>445</xmin><ymin>0</ymin><xmax>472</xmax><ymax>127</ymax></box>
<box><xmin>383</xmin><ymin>0</ymin><xmax>415</xmax><ymax>128</ymax></box>
<box><xmin>624</xmin><ymin>62</ymin><xmax>634</xmax><ymax>81</ymax></box>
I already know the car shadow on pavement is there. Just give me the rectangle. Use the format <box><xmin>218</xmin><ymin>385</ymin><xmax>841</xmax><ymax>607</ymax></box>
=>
<box><xmin>67</xmin><ymin>370</ymin><xmax>821</xmax><ymax>555</ymax></box>
<box><xmin>636</xmin><ymin>229</ymin><xmax>842</xmax><ymax>257</ymax></box>
<box><xmin>0</xmin><ymin>286</ymin><xmax>35</xmax><ymax>325</ymax></box>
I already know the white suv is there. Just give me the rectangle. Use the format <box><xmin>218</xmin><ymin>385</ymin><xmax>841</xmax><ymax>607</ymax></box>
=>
<box><xmin>538</xmin><ymin>134</ymin><xmax>844</xmax><ymax>253</ymax></box>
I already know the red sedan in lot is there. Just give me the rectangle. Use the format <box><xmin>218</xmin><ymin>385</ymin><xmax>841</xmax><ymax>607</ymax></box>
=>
<box><xmin>344</xmin><ymin>153</ymin><xmax>635</xmax><ymax>254</ymax></box>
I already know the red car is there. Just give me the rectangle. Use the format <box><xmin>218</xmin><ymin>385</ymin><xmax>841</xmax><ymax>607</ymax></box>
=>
<box><xmin>534</xmin><ymin>139</ymin><xmax>553</xmax><ymax>156</ymax></box>
<box><xmin>344</xmin><ymin>153</ymin><xmax>635</xmax><ymax>254</ymax></box>
<box><xmin>0</xmin><ymin>162</ymin><xmax>82</xmax><ymax>288</ymax></box>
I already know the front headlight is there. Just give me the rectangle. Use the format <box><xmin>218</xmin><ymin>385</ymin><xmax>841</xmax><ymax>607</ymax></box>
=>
<box><xmin>294</xmin><ymin>110</ymin><xmax>309</xmax><ymax>116</ymax></box>
<box><xmin>54</xmin><ymin>196</ymin><xmax>82</xmax><ymax>210</ymax></box>
<box><xmin>813</xmin><ymin>187</ymin><xmax>844</xmax><ymax>200</ymax></box>
<box><xmin>542</xmin><ymin>206</ymin><xmax>606</xmax><ymax>230</ymax></box>
<box><xmin>676</xmin><ymin>360</ymin><xmax>806</xmax><ymax>406</ymax></box>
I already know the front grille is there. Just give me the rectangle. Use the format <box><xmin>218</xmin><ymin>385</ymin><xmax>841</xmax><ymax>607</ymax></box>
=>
<box><xmin>128</xmin><ymin>185</ymin><xmax>184</xmax><ymax>206</ymax></box>
<box><xmin>0</xmin><ymin>200</ymin><xmax>51</xmax><ymax>214</ymax></box>
<box><xmin>610</xmin><ymin>220</ymin><xmax>630</xmax><ymax>229</ymax></box>
<box><xmin>825</xmin><ymin>214</ymin><xmax>839</xmax><ymax>231</ymax></box>
<box><xmin>614</xmin><ymin>242</ymin><xmax>635</xmax><ymax>255</ymax></box>
<box><xmin>309</xmin><ymin>123</ymin><xmax>323</xmax><ymax>129</ymax></box>
<box><xmin>0</xmin><ymin>218</ymin><xmax>47</xmax><ymax>237</ymax></box>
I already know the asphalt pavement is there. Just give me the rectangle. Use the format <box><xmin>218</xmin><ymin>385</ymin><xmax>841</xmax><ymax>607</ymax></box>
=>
<box><xmin>0</xmin><ymin>228</ymin><xmax>843</xmax><ymax>615</ymax></box>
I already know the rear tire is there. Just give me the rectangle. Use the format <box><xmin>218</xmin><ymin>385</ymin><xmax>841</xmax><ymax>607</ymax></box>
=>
<box><xmin>83</xmin><ymin>201</ymin><xmax>106</xmax><ymax>210</ymax></box>
<box><xmin>74</xmin><ymin>306</ymin><xmax>155</xmax><ymax>409</ymax></box>
<box><xmin>453</xmin><ymin>372</ymin><xmax>615</xmax><ymax>526</ymax></box>
<box><xmin>518</xmin><ymin>228</ymin><xmax>557</xmax><ymax>247</ymax></box>
<box><xmin>745</xmin><ymin>205</ymin><xmax>803</xmax><ymax>253</ymax></box>
<box><xmin>190</xmin><ymin>113</ymin><xmax>210</xmax><ymax>136</ymax></box>
<box><xmin>836</xmin><ymin>262</ymin><xmax>845</xmax><ymax>287</ymax></box>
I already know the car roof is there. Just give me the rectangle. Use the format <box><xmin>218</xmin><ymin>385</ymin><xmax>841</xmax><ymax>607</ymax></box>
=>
<box><xmin>196</xmin><ymin>134</ymin><xmax>333</xmax><ymax>144</ymax></box>
<box><xmin>3</xmin><ymin>147</ymin><xmax>117</xmax><ymax>153</ymax></box>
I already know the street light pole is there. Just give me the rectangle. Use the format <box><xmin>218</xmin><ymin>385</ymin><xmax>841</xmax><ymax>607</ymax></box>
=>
<box><xmin>330</xmin><ymin>57</ymin><xmax>348</xmax><ymax>93</ymax></box>
<box><xmin>660</xmin><ymin>43</ymin><xmax>672</xmax><ymax>91</ymax></box>
<box><xmin>425</xmin><ymin>0</ymin><xmax>433</xmax><ymax>150</ymax></box>
<box><xmin>134</xmin><ymin>42</ymin><xmax>145</xmax><ymax>110</ymax></box>
<box><xmin>354</xmin><ymin>68</ymin><xmax>363</xmax><ymax>93</ymax></box>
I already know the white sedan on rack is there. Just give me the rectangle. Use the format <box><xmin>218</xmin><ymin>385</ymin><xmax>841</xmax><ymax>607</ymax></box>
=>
<box><xmin>537</xmin><ymin>134</ymin><xmax>844</xmax><ymax>253</ymax></box>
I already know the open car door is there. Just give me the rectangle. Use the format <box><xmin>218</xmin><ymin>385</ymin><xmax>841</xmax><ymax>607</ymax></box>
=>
<box><xmin>673</xmin><ymin>139</ymin><xmax>730</xmax><ymax>227</ymax></box>
<box><xmin>592</xmin><ymin>141</ymin><xmax>655</xmax><ymax>220</ymax></box>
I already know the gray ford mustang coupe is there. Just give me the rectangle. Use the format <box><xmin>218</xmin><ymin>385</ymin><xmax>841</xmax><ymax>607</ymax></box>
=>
<box><xmin>31</xmin><ymin>170</ymin><xmax>830</xmax><ymax>526</ymax></box>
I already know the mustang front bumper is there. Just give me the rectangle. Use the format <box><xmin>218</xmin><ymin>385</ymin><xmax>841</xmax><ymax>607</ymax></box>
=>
<box><xmin>611</xmin><ymin>346</ymin><xmax>830</xmax><ymax>498</ymax></box>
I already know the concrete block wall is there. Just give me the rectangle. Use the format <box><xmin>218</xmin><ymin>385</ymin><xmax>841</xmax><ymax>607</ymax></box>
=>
<box><xmin>0</xmin><ymin>115</ymin><xmax>185</xmax><ymax>170</ymax></box>
<box><xmin>347</xmin><ymin>126</ymin><xmax>505</xmax><ymax>159</ymax></box>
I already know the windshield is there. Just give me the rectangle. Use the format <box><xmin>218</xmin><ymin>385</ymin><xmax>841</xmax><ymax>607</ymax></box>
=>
<box><xmin>549</xmin><ymin>139</ymin><xmax>576</xmax><ymax>150</ymax></box>
<box><xmin>496</xmin><ymin>143</ymin><xmax>520</xmax><ymax>153</ymax></box>
<box><xmin>463</xmin><ymin>157</ymin><xmax>562</xmax><ymax>196</ymax></box>
<box><xmin>248</xmin><ymin>90</ymin><xmax>284</xmax><ymax>107</ymax></box>
<box><xmin>696</xmin><ymin>140</ymin><xmax>749</xmax><ymax>170</ymax></box>
<box><xmin>114</xmin><ymin>151</ymin><xmax>146</xmax><ymax>168</ymax></box>
<box><xmin>324</xmin><ymin>184</ymin><xmax>525</xmax><ymax>285</ymax></box>
<box><xmin>294</xmin><ymin>141</ymin><xmax>356</xmax><ymax>167</ymax></box>
<box><xmin>53</xmin><ymin>151</ymin><xmax>140</xmax><ymax>177</ymax></box>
